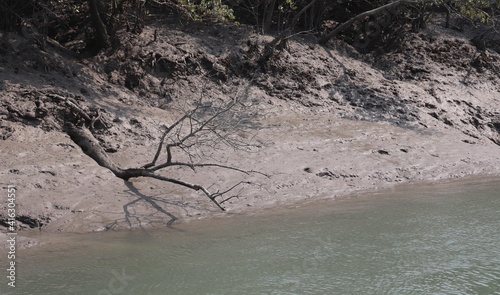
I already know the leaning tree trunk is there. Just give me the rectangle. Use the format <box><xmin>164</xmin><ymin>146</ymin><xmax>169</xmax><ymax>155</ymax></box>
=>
<box><xmin>318</xmin><ymin>0</ymin><xmax>460</xmax><ymax>45</ymax></box>
<box><xmin>64</xmin><ymin>124</ymin><xmax>228</xmax><ymax>210</ymax></box>
<box><xmin>87</xmin><ymin>0</ymin><xmax>109</xmax><ymax>51</ymax></box>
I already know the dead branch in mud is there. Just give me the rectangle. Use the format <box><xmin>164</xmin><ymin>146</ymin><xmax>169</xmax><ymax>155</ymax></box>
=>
<box><xmin>65</xmin><ymin>84</ymin><xmax>267</xmax><ymax>211</ymax></box>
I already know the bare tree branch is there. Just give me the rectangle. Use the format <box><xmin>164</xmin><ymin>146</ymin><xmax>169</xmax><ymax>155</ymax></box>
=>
<box><xmin>268</xmin><ymin>0</ymin><xmax>319</xmax><ymax>48</ymax></box>
<box><xmin>143</xmin><ymin>172</ymin><xmax>227</xmax><ymax>211</ymax></box>
<box><xmin>143</xmin><ymin>110</ymin><xmax>194</xmax><ymax>168</ymax></box>
<box><xmin>318</xmin><ymin>0</ymin><xmax>438</xmax><ymax>44</ymax></box>
<box><xmin>65</xmin><ymin>83</ymin><xmax>265</xmax><ymax>211</ymax></box>
<box><xmin>217</xmin><ymin>181</ymin><xmax>251</xmax><ymax>204</ymax></box>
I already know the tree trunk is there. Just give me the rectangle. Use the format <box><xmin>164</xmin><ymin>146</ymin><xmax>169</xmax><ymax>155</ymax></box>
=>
<box><xmin>259</xmin><ymin>0</ymin><xmax>319</xmax><ymax>70</ymax></box>
<box><xmin>445</xmin><ymin>2</ymin><xmax>450</xmax><ymax>28</ymax></box>
<box><xmin>262</xmin><ymin>0</ymin><xmax>277</xmax><ymax>33</ymax></box>
<box><xmin>87</xmin><ymin>0</ymin><xmax>109</xmax><ymax>51</ymax></box>
<box><xmin>64</xmin><ymin>123</ymin><xmax>233</xmax><ymax>211</ymax></box>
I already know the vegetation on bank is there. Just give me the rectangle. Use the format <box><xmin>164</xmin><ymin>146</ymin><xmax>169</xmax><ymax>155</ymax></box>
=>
<box><xmin>1</xmin><ymin>0</ymin><xmax>499</xmax><ymax>55</ymax></box>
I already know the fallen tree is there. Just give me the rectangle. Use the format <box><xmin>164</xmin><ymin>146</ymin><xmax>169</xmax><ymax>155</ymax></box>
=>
<box><xmin>65</xmin><ymin>84</ymin><xmax>267</xmax><ymax>211</ymax></box>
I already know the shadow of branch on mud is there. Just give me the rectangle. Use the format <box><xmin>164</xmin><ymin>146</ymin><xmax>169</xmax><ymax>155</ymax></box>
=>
<box><xmin>117</xmin><ymin>180</ymin><xmax>180</xmax><ymax>229</ymax></box>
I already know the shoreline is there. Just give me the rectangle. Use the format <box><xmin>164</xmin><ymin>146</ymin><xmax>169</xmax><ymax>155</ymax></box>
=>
<box><xmin>1</xmin><ymin>21</ymin><xmax>500</xmax><ymax>243</ymax></box>
<box><xmin>2</xmin><ymin>112</ymin><xmax>500</xmax><ymax>237</ymax></box>
<box><xmin>5</xmin><ymin>174</ymin><xmax>500</xmax><ymax>253</ymax></box>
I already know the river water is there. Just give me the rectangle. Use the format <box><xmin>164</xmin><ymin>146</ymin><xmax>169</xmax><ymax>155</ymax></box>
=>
<box><xmin>3</xmin><ymin>178</ymin><xmax>500</xmax><ymax>295</ymax></box>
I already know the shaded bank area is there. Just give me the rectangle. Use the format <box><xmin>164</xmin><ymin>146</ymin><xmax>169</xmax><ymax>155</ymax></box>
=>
<box><xmin>0</xmin><ymin>15</ymin><xmax>500</xmax><ymax>240</ymax></box>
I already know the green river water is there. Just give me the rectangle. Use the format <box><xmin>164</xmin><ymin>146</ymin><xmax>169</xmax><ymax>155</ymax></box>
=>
<box><xmin>2</xmin><ymin>178</ymin><xmax>500</xmax><ymax>295</ymax></box>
